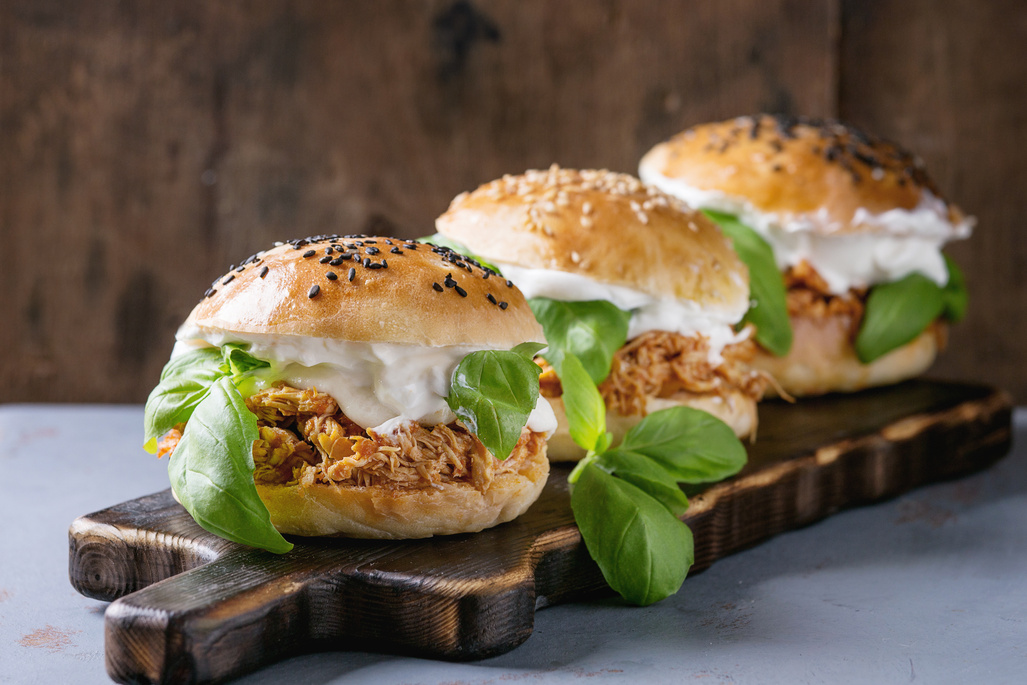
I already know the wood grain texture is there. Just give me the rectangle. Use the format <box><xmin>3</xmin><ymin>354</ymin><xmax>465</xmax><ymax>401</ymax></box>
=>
<box><xmin>68</xmin><ymin>381</ymin><xmax>1011</xmax><ymax>684</ymax></box>
<box><xmin>1</xmin><ymin>0</ymin><xmax>835</xmax><ymax>403</ymax></box>
<box><xmin>837</xmin><ymin>0</ymin><xmax>1027</xmax><ymax>402</ymax></box>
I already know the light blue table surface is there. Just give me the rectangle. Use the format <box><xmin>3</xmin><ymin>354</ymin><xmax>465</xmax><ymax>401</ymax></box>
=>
<box><xmin>1</xmin><ymin>403</ymin><xmax>1024</xmax><ymax>684</ymax></box>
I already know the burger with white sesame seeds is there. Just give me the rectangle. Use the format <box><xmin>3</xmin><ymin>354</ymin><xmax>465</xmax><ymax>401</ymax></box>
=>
<box><xmin>432</xmin><ymin>166</ymin><xmax>767</xmax><ymax>461</ymax></box>
<box><xmin>639</xmin><ymin>114</ymin><xmax>972</xmax><ymax>397</ymax></box>
<box><xmin>142</xmin><ymin>235</ymin><xmax>556</xmax><ymax>550</ymax></box>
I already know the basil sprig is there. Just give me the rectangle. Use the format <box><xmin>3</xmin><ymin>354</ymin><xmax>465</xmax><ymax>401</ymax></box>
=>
<box><xmin>703</xmin><ymin>210</ymin><xmax>792</xmax><ymax>356</ymax></box>
<box><xmin>144</xmin><ymin>344</ymin><xmax>291</xmax><ymax>553</ymax></box>
<box><xmin>855</xmin><ymin>255</ymin><xmax>968</xmax><ymax>363</ymax></box>
<box><xmin>528</xmin><ymin>298</ymin><xmax>630</xmax><ymax>384</ymax></box>
<box><xmin>168</xmin><ymin>377</ymin><xmax>292</xmax><ymax>553</ymax></box>
<box><xmin>447</xmin><ymin>342</ymin><xmax>545</xmax><ymax>460</ymax></box>
<box><xmin>418</xmin><ymin>233</ymin><xmax>502</xmax><ymax>274</ymax></box>
<box><xmin>554</xmin><ymin>350</ymin><xmax>746</xmax><ymax>606</ymax></box>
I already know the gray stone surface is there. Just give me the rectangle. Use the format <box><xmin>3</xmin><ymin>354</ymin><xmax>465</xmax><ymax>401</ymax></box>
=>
<box><xmin>1</xmin><ymin>404</ymin><xmax>1024</xmax><ymax>684</ymax></box>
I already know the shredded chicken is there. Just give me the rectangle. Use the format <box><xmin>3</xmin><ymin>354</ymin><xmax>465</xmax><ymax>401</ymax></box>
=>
<box><xmin>784</xmin><ymin>260</ymin><xmax>866</xmax><ymax>337</ymax></box>
<box><xmin>538</xmin><ymin>331</ymin><xmax>767</xmax><ymax>417</ymax></box>
<box><xmin>161</xmin><ymin>382</ymin><xmax>540</xmax><ymax>493</ymax></box>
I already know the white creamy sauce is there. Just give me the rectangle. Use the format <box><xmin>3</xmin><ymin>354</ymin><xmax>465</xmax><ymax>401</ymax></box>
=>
<box><xmin>172</xmin><ymin>326</ymin><xmax>557</xmax><ymax>436</ymax></box>
<box><xmin>494</xmin><ymin>262</ymin><xmax>749</xmax><ymax>365</ymax></box>
<box><xmin>639</xmin><ymin>172</ymin><xmax>974</xmax><ymax>295</ymax></box>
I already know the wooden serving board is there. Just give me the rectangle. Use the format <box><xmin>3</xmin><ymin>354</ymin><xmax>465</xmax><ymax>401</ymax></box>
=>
<box><xmin>69</xmin><ymin>380</ymin><xmax>1012</xmax><ymax>685</ymax></box>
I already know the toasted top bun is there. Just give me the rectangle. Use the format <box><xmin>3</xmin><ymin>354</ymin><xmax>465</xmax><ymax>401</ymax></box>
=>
<box><xmin>639</xmin><ymin>114</ymin><xmax>970</xmax><ymax>238</ymax></box>
<box><xmin>185</xmin><ymin>234</ymin><xmax>544</xmax><ymax>348</ymax></box>
<box><xmin>435</xmin><ymin>166</ymin><xmax>749</xmax><ymax>315</ymax></box>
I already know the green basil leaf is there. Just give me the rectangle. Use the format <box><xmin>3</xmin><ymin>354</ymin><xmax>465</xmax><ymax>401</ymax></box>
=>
<box><xmin>144</xmin><ymin>349</ymin><xmax>227</xmax><ymax>453</ymax></box>
<box><xmin>618</xmin><ymin>406</ymin><xmax>747</xmax><ymax>484</ymax></box>
<box><xmin>942</xmin><ymin>254</ymin><xmax>968</xmax><ymax>322</ymax></box>
<box><xmin>447</xmin><ymin>348</ymin><xmax>542</xmax><ymax>460</ymax></box>
<box><xmin>223</xmin><ymin>343</ymin><xmax>271</xmax><ymax>376</ymax></box>
<box><xmin>571</xmin><ymin>463</ymin><xmax>694</xmax><ymax>606</ymax></box>
<box><xmin>552</xmin><ymin>352</ymin><xmax>607</xmax><ymax>453</ymax></box>
<box><xmin>704</xmin><ymin>210</ymin><xmax>792</xmax><ymax>356</ymax></box>
<box><xmin>512</xmin><ymin>341</ymin><xmax>547</xmax><ymax>360</ymax></box>
<box><xmin>418</xmin><ymin>233</ymin><xmax>502</xmax><ymax>274</ymax></box>
<box><xmin>855</xmin><ymin>273</ymin><xmax>946</xmax><ymax>363</ymax></box>
<box><xmin>168</xmin><ymin>376</ymin><xmax>293</xmax><ymax>553</ymax></box>
<box><xmin>529</xmin><ymin>298</ymin><xmax>630</xmax><ymax>384</ymax></box>
<box><xmin>597</xmin><ymin>449</ymin><xmax>690</xmax><ymax>517</ymax></box>
<box><xmin>159</xmin><ymin>346</ymin><xmax>225</xmax><ymax>381</ymax></box>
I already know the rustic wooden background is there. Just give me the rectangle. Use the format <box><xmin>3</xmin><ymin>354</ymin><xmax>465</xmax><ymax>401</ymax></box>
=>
<box><xmin>2</xmin><ymin>0</ymin><xmax>1025</xmax><ymax>404</ymax></box>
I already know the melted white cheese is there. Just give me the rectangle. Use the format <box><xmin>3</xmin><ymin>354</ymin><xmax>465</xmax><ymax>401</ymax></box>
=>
<box><xmin>172</xmin><ymin>325</ymin><xmax>557</xmax><ymax>436</ymax></box>
<box><xmin>494</xmin><ymin>262</ymin><xmax>749</xmax><ymax>365</ymax></box>
<box><xmin>639</xmin><ymin>173</ymin><xmax>974</xmax><ymax>294</ymax></box>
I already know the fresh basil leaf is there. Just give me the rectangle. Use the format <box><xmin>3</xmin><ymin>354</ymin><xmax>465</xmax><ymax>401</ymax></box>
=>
<box><xmin>704</xmin><ymin>210</ymin><xmax>792</xmax><ymax>356</ymax></box>
<box><xmin>418</xmin><ymin>233</ymin><xmax>502</xmax><ymax>274</ymax></box>
<box><xmin>168</xmin><ymin>376</ymin><xmax>293</xmax><ymax>553</ymax></box>
<box><xmin>529</xmin><ymin>298</ymin><xmax>630</xmax><ymax>384</ymax></box>
<box><xmin>942</xmin><ymin>254</ymin><xmax>968</xmax><ymax>322</ymax></box>
<box><xmin>447</xmin><ymin>349</ymin><xmax>542</xmax><ymax>460</ymax></box>
<box><xmin>618</xmin><ymin>406</ymin><xmax>747</xmax><ymax>484</ymax></box>
<box><xmin>223</xmin><ymin>343</ymin><xmax>271</xmax><ymax>376</ymax></box>
<box><xmin>855</xmin><ymin>273</ymin><xmax>945</xmax><ymax>364</ymax></box>
<box><xmin>144</xmin><ymin>349</ymin><xmax>227</xmax><ymax>453</ymax></box>
<box><xmin>571</xmin><ymin>463</ymin><xmax>694</xmax><ymax>606</ymax></box>
<box><xmin>512</xmin><ymin>341</ymin><xmax>547</xmax><ymax>360</ymax></box>
<box><xmin>552</xmin><ymin>352</ymin><xmax>607</xmax><ymax>453</ymax></box>
<box><xmin>159</xmin><ymin>346</ymin><xmax>225</xmax><ymax>381</ymax></box>
<box><xmin>597</xmin><ymin>449</ymin><xmax>690</xmax><ymax>517</ymax></box>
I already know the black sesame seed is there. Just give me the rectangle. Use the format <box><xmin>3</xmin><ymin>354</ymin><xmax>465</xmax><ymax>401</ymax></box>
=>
<box><xmin>308</xmin><ymin>284</ymin><xmax>320</xmax><ymax>298</ymax></box>
<box><xmin>487</xmin><ymin>293</ymin><xmax>497</xmax><ymax>304</ymax></box>
<box><xmin>455</xmin><ymin>285</ymin><xmax>467</xmax><ymax>297</ymax></box>
<box><xmin>259</xmin><ymin>266</ymin><xmax>269</xmax><ymax>278</ymax></box>
<box><xmin>348</xmin><ymin>267</ymin><xmax>356</xmax><ymax>281</ymax></box>
<box><xmin>222</xmin><ymin>274</ymin><xmax>235</xmax><ymax>285</ymax></box>
<box><xmin>405</xmin><ymin>242</ymin><xmax>418</xmax><ymax>250</ymax></box>
<box><xmin>325</xmin><ymin>247</ymin><xmax>334</xmax><ymax>255</ymax></box>
<box><xmin>364</xmin><ymin>239</ymin><xmax>377</xmax><ymax>244</ymax></box>
<box><xmin>235</xmin><ymin>265</ymin><xmax>245</xmax><ymax>273</ymax></box>
<box><xmin>326</xmin><ymin>271</ymin><xmax>338</xmax><ymax>281</ymax></box>
<box><xmin>444</xmin><ymin>274</ymin><xmax>456</xmax><ymax>288</ymax></box>
<box><xmin>368</xmin><ymin>262</ymin><xmax>383</xmax><ymax>270</ymax></box>
<box><xmin>319</xmin><ymin>256</ymin><xmax>332</xmax><ymax>264</ymax></box>
<box><xmin>303</xmin><ymin>250</ymin><xmax>316</xmax><ymax>258</ymax></box>
<box><xmin>499</xmin><ymin>302</ymin><xmax>508</xmax><ymax>310</ymax></box>
<box><xmin>385</xmin><ymin>239</ymin><xmax>393</xmax><ymax>245</ymax></box>
<box><xmin>204</xmin><ymin>288</ymin><xmax>216</xmax><ymax>298</ymax></box>
<box><xmin>505</xmin><ymin>279</ymin><xmax>513</xmax><ymax>287</ymax></box>
<box><xmin>329</xmin><ymin>257</ymin><xmax>344</xmax><ymax>266</ymax></box>
<box><xmin>390</xmin><ymin>247</ymin><xmax>401</xmax><ymax>254</ymax></box>
<box><xmin>381</xmin><ymin>259</ymin><xmax>388</xmax><ymax>269</ymax></box>
<box><xmin>482</xmin><ymin>271</ymin><xmax>490</xmax><ymax>280</ymax></box>
<box><xmin>433</xmin><ymin>282</ymin><xmax>444</xmax><ymax>292</ymax></box>
<box><xmin>362</xmin><ymin>257</ymin><xmax>371</xmax><ymax>268</ymax></box>
<box><xmin>366</xmin><ymin>247</ymin><xmax>380</xmax><ymax>255</ymax></box>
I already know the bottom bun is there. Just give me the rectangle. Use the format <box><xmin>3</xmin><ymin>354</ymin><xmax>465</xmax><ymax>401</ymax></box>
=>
<box><xmin>546</xmin><ymin>391</ymin><xmax>757</xmax><ymax>462</ymax></box>
<box><xmin>256</xmin><ymin>434</ymin><xmax>550</xmax><ymax>539</ymax></box>
<box><xmin>752</xmin><ymin>315</ymin><xmax>945</xmax><ymax>398</ymax></box>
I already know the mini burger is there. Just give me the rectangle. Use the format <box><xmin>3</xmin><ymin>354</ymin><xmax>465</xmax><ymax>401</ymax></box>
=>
<box><xmin>434</xmin><ymin>166</ymin><xmax>767</xmax><ymax>460</ymax></box>
<box><xmin>143</xmin><ymin>235</ymin><xmax>555</xmax><ymax>550</ymax></box>
<box><xmin>639</xmin><ymin>114</ymin><xmax>972</xmax><ymax>397</ymax></box>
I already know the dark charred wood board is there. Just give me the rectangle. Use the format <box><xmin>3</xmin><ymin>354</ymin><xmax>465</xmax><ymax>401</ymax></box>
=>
<box><xmin>69</xmin><ymin>380</ymin><xmax>1012</xmax><ymax>684</ymax></box>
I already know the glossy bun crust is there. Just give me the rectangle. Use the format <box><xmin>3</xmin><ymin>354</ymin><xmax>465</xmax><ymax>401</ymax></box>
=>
<box><xmin>436</xmin><ymin>166</ymin><xmax>749</xmax><ymax>315</ymax></box>
<box><xmin>257</xmin><ymin>434</ymin><xmax>550</xmax><ymax>538</ymax></box>
<box><xmin>639</xmin><ymin>114</ymin><xmax>969</xmax><ymax>236</ymax></box>
<box><xmin>186</xmin><ymin>235</ymin><xmax>544</xmax><ymax>348</ymax></box>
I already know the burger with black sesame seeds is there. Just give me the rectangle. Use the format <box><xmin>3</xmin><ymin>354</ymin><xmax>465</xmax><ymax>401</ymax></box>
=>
<box><xmin>434</xmin><ymin>166</ymin><xmax>764</xmax><ymax>457</ymax></box>
<box><xmin>639</xmin><ymin>114</ymin><xmax>972</xmax><ymax>397</ymax></box>
<box><xmin>143</xmin><ymin>235</ymin><xmax>556</xmax><ymax>550</ymax></box>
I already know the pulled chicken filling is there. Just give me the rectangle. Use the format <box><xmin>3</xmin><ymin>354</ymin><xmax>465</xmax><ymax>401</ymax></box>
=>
<box><xmin>158</xmin><ymin>383</ymin><xmax>543</xmax><ymax>493</ymax></box>
<box><xmin>537</xmin><ymin>331</ymin><xmax>767</xmax><ymax>417</ymax></box>
<box><xmin>784</xmin><ymin>260</ymin><xmax>867</xmax><ymax>336</ymax></box>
